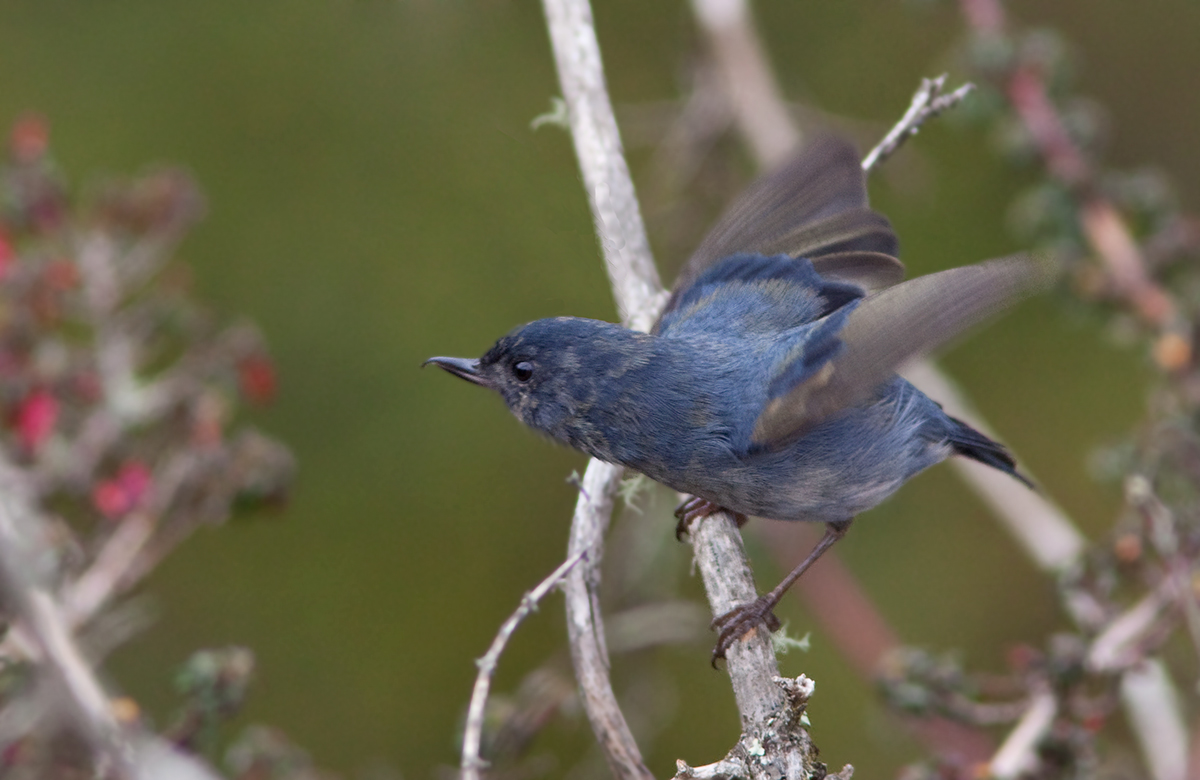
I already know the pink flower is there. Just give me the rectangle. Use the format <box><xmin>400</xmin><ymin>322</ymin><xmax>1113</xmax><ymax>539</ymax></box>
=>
<box><xmin>91</xmin><ymin>461</ymin><xmax>153</xmax><ymax>520</ymax></box>
<box><xmin>15</xmin><ymin>390</ymin><xmax>57</xmax><ymax>452</ymax></box>
<box><xmin>91</xmin><ymin>481</ymin><xmax>129</xmax><ymax>519</ymax></box>
<box><xmin>116</xmin><ymin>462</ymin><xmax>152</xmax><ymax>507</ymax></box>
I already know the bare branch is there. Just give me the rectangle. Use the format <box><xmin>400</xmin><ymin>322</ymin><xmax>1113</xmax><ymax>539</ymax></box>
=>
<box><xmin>540</xmin><ymin>0</ymin><xmax>666</xmax><ymax>334</ymax></box>
<box><xmin>686</xmin><ymin>515</ymin><xmax>821</xmax><ymax>778</ymax></box>
<box><xmin>460</xmin><ymin>551</ymin><xmax>586</xmax><ymax>780</ymax></box>
<box><xmin>861</xmin><ymin>75</ymin><xmax>975</xmax><ymax>173</ymax></box>
<box><xmin>674</xmin><ymin>757</ymin><xmax>747</xmax><ymax>780</ymax></box>
<box><xmin>1120</xmin><ymin>661</ymin><xmax>1188</xmax><ymax>780</ymax></box>
<box><xmin>540</xmin><ymin>0</ymin><xmax>817</xmax><ymax>775</ymax></box>
<box><xmin>674</xmin><ymin>672</ymin><xmax>837</xmax><ymax>780</ymax></box>
<box><xmin>1086</xmin><ymin>589</ymin><xmax>1171</xmax><ymax>673</ymax></box>
<box><xmin>689</xmin><ymin>515</ymin><xmax>785</xmax><ymax>722</ymax></box>
<box><xmin>987</xmin><ymin>689</ymin><xmax>1056</xmax><ymax>780</ymax></box>
<box><xmin>537</xmin><ymin>11</ymin><xmax>663</xmax><ymax>772</ymax></box>
<box><xmin>562</xmin><ymin>461</ymin><xmax>652</xmax><ymax>780</ymax></box>
<box><xmin>62</xmin><ymin>512</ymin><xmax>156</xmax><ymax>628</ymax></box>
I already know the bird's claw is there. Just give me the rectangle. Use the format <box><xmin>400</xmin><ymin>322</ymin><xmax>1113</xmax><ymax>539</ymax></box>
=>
<box><xmin>673</xmin><ymin>496</ymin><xmax>714</xmax><ymax>540</ymax></box>
<box><xmin>673</xmin><ymin>497</ymin><xmax>747</xmax><ymax>541</ymax></box>
<box><xmin>709</xmin><ymin>596</ymin><xmax>782</xmax><ymax>665</ymax></box>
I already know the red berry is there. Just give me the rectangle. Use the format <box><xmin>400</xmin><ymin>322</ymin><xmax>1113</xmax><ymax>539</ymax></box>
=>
<box><xmin>238</xmin><ymin>355</ymin><xmax>277</xmax><ymax>405</ymax></box>
<box><xmin>15</xmin><ymin>390</ymin><xmax>57</xmax><ymax>452</ymax></box>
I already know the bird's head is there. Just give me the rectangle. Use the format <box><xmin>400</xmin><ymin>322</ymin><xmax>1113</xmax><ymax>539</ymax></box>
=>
<box><xmin>425</xmin><ymin>316</ymin><xmax>651</xmax><ymax>445</ymax></box>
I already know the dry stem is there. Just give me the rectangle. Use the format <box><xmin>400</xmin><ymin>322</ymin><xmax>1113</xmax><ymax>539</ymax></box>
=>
<box><xmin>860</xmin><ymin>75</ymin><xmax>975</xmax><ymax>173</ymax></box>
<box><xmin>460</xmin><ymin>552</ymin><xmax>586</xmax><ymax>780</ymax></box>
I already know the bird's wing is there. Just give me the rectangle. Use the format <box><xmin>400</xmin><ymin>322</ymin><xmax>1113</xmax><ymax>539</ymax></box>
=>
<box><xmin>656</xmin><ymin>253</ymin><xmax>867</xmax><ymax>338</ymax></box>
<box><xmin>751</xmin><ymin>253</ymin><xmax>1054</xmax><ymax>448</ymax></box>
<box><xmin>657</xmin><ymin>136</ymin><xmax>903</xmax><ymax>330</ymax></box>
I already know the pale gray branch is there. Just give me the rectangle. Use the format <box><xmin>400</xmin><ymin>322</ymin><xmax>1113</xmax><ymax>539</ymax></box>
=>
<box><xmin>541</xmin><ymin>0</ymin><xmax>809</xmax><ymax>776</ymax></box>
<box><xmin>541</xmin><ymin>0</ymin><xmax>666</xmax><ymax>334</ymax></box>
<box><xmin>987</xmin><ymin>689</ymin><xmax>1056</xmax><ymax>780</ymax></box>
<box><xmin>460</xmin><ymin>551</ymin><xmax>586</xmax><ymax>780</ymax></box>
<box><xmin>684</xmin><ymin>515</ymin><xmax>821</xmax><ymax>778</ymax></box>
<box><xmin>861</xmin><ymin>75</ymin><xmax>975</xmax><ymax>173</ymax></box>
<box><xmin>1121</xmin><ymin>661</ymin><xmax>1188</xmax><ymax>780</ymax></box>
<box><xmin>562</xmin><ymin>460</ymin><xmax>652</xmax><ymax>780</ymax></box>
<box><xmin>63</xmin><ymin>511</ymin><xmax>156</xmax><ymax>628</ymax></box>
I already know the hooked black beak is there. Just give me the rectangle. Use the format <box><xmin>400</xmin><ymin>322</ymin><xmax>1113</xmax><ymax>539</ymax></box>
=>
<box><xmin>422</xmin><ymin>356</ymin><xmax>489</xmax><ymax>386</ymax></box>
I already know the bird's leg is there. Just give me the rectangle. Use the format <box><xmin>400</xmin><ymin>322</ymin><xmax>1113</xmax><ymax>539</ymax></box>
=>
<box><xmin>710</xmin><ymin>519</ymin><xmax>853</xmax><ymax>663</ymax></box>
<box><xmin>673</xmin><ymin>496</ymin><xmax>748</xmax><ymax>541</ymax></box>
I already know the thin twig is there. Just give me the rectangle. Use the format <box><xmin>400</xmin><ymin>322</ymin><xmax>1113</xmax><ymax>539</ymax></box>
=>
<box><xmin>674</xmin><ymin>757</ymin><xmax>746</xmax><ymax>780</ymax></box>
<box><xmin>861</xmin><ymin>75</ymin><xmax>975</xmax><ymax>173</ymax></box>
<box><xmin>1086</xmin><ymin>589</ymin><xmax>1171</xmax><ymax>673</ymax></box>
<box><xmin>460</xmin><ymin>551</ymin><xmax>586</xmax><ymax>780</ymax></box>
<box><xmin>563</xmin><ymin>461</ymin><xmax>651</xmax><ymax>780</ymax></box>
<box><xmin>63</xmin><ymin>512</ymin><xmax>156</xmax><ymax>628</ymax></box>
<box><xmin>987</xmin><ymin>689</ymin><xmax>1056</xmax><ymax>780</ymax></box>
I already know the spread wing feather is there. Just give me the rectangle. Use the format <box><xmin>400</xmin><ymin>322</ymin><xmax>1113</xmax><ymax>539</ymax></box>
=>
<box><xmin>658</xmin><ymin>137</ymin><xmax>903</xmax><ymax>327</ymax></box>
<box><xmin>751</xmin><ymin>253</ymin><xmax>1054</xmax><ymax>447</ymax></box>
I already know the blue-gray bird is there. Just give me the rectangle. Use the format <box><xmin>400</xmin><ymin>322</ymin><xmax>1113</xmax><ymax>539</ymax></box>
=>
<box><xmin>426</xmin><ymin>137</ymin><xmax>1044</xmax><ymax>661</ymax></box>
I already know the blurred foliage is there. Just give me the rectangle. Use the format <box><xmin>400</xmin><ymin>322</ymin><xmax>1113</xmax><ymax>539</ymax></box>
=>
<box><xmin>0</xmin><ymin>117</ymin><xmax>297</xmax><ymax>776</ymax></box>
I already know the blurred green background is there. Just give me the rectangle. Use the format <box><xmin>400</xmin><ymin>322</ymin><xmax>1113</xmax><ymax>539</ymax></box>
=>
<box><xmin>0</xmin><ymin>0</ymin><xmax>1196</xmax><ymax>777</ymax></box>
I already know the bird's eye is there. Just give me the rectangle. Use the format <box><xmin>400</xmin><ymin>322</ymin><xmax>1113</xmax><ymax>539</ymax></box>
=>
<box><xmin>513</xmin><ymin>361</ymin><xmax>533</xmax><ymax>382</ymax></box>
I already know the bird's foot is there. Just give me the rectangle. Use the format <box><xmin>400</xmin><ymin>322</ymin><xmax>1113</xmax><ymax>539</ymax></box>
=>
<box><xmin>710</xmin><ymin>595</ymin><xmax>782</xmax><ymax>664</ymax></box>
<box><xmin>673</xmin><ymin>497</ymin><xmax>747</xmax><ymax>541</ymax></box>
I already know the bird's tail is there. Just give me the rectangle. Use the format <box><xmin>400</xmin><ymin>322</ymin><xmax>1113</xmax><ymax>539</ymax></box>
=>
<box><xmin>947</xmin><ymin>416</ymin><xmax>1034</xmax><ymax>488</ymax></box>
